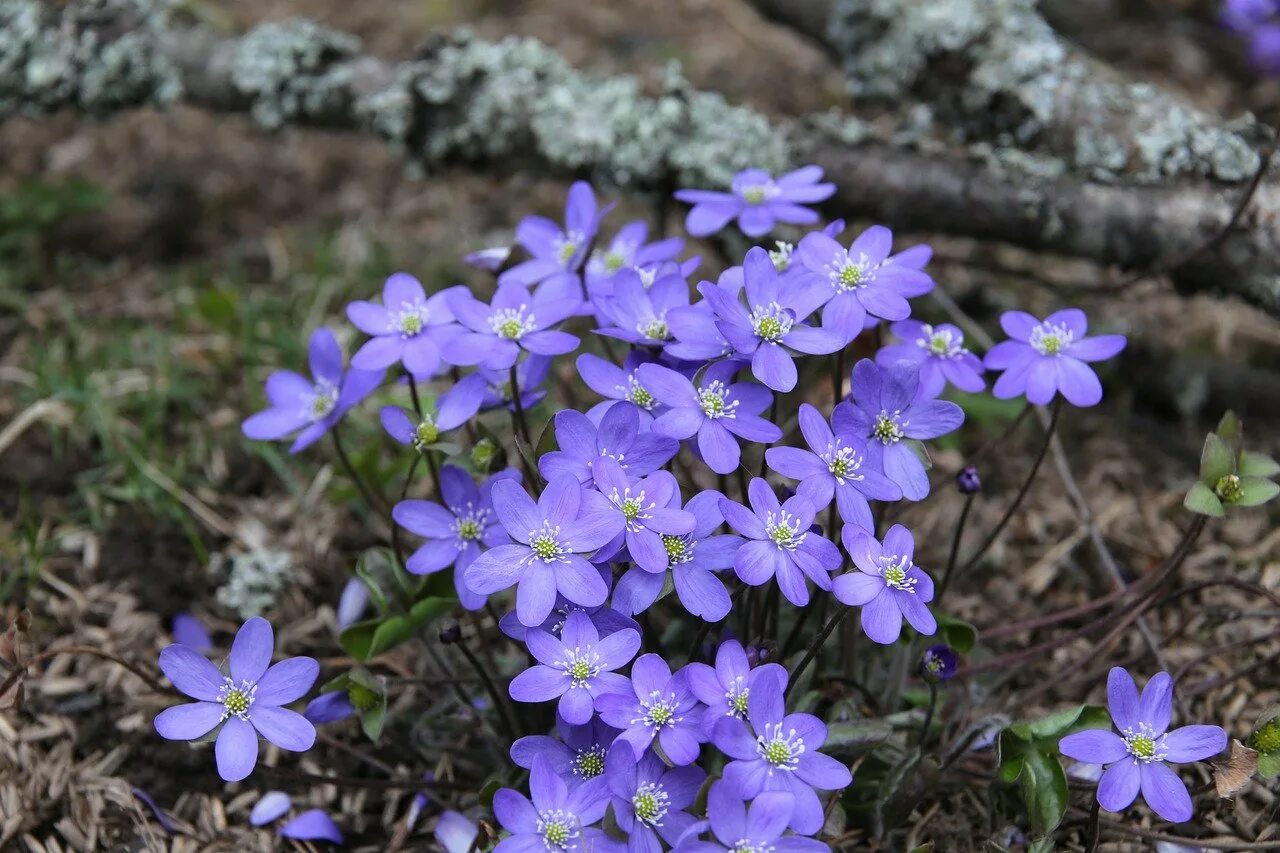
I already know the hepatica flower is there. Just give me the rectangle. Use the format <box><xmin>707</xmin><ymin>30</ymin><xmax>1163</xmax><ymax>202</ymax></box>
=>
<box><xmin>492</xmin><ymin>755</ymin><xmax>611</xmax><ymax>853</ymax></box>
<box><xmin>539</xmin><ymin>403</ymin><xmax>678</xmax><ymax>487</ymax></box>
<box><xmin>712</xmin><ymin>671</ymin><xmax>852</xmax><ymax>835</ymax></box>
<box><xmin>577</xmin><ymin>350</ymin><xmax>661</xmax><ymax>425</ymax></box>
<box><xmin>585</xmin><ymin>220</ymin><xmax>683</xmax><ymax>288</ymax></box>
<box><xmin>720</xmin><ymin>479</ymin><xmax>842</xmax><ymax>607</ymax></box>
<box><xmin>641</xmin><ymin>361</ymin><xmax>781</xmax><ymax>475</ymax></box>
<box><xmin>392</xmin><ymin>466</ymin><xmax>518</xmax><ymax>609</ymax></box>
<box><xmin>509</xmin><ymin>610</ymin><xmax>640</xmax><ymax>725</ymax></box>
<box><xmin>500</xmin><ymin>180</ymin><xmax>609</xmax><ymax>290</ymax></box>
<box><xmin>1059</xmin><ymin>668</ymin><xmax>1227</xmax><ymax>823</ymax></box>
<box><xmin>684</xmin><ymin>639</ymin><xmax>788</xmax><ymax>738</ymax></box>
<box><xmin>675</xmin><ymin>166</ymin><xmax>835</xmax><ymax>238</ymax></box>
<box><xmin>463</xmin><ymin>475</ymin><xmax>623</xmax><ymax>626</ymax></box>
<box><xmin>480</xmin><ymin>353</ymin><xmax>552</xmax><ymax>412</ymax></box>
<box><xmin>347</xmin><ymin>274</ymin><xmax>459</xmax><ymax>376</ymax></box>
<box><xmin>511</xmin><ymin>717</ymin><xmax>620</xmax><ymax>786</ymax></box>
<box><xmin>155</xmin><ymin>617</ymin><xmax>318</xmax><ymax>782</ymax></box>
<box><xmin>795</xmin><ymin>225</ymin><xmax>934</xmax><ymax>342</ymax></box>
<box><xmin>596</xmin><ymin>654</ymin><xmax>706</xmax><ymax>765</ymax></box>
<box><xmin>984</xmin><ymin>309</ymin><xmax>1126</xmax><ymax>407</ymax></box>
<box><xmin>834</xmin><ymin>524</ymin><xmax>937</xmax><ymax>645</ymax></box>
<box><xmin>766</xmin><ymin>402</ymin><xmax>900</xmax><ymax>533</ymax></box>
<box><xmin>499</xmin><ymin>597</ymin><xmax>639</xmax><ymax>644</ymax></box>
<box><xmin>876</xmin><ymin>320</ymin><xmax>985</xmax><ymax>399</ymax></box>
<box><xmin>604</xmin><ymin>742</ymin><xmax>704</xmax><ymax>849</ymax></box>
<box><xmin>445</xmin><ymin>282</ymin><xmax>580</xmax><ymax>370</ymax></box>
<box><xmin>595</xmin><ymin>268</ymin><xmax>690</xmax><ymax>347</ymax></box>
<box><xmin>242</xmin><ymin>327</ymin><xmax>382</xmax><ymax>454</ymax></box>
<box><xmin>699</xmin><ymin>247</ymin><xmax>844</xmax><ymax>392</ymax></box>
<box><xmin>678</xmin><ymin>782</ymin><xmax>825</xmax><ymax>853</ymax></box>
<box><xmin>833</xmin><ymin>359</ymin><xmax>964</xmax><ymax>500</ymax></box>
<box><xmin>591</xmin><ymin>458</ymin><xmax>695</xmax><ymax>571</ymax></box>
<box><xmin>379</xmin><ymin>373</ymin><xmax>486</xmax><ymax>452</ymax></box>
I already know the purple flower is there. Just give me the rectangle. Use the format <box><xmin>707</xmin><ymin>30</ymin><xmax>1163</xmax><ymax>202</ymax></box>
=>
<box><xmin>280</xmin><ymin>809</ymin><xmax>344</xmax><ymax>844</ymax></box>
<box><xmin>577</xmin><ymin>350</ymin><xmax>661</xmax><ymax>426</ymax></box>
<box><xmin>596</xmin><ymin>654</ymin><xmax>706</xmax><ymax>765</ymax></box>
<box><xmin>613</xmin><ymin>489</ymin><xmax>742</xmax><ymax>621</ymax></box>
<box><xmin>684</xmin><ymin>639</ymin><xmax>788</xmax><ymax>738</ymax></box>
<box><xmin>675</xmin><ymin>782</ymin><xmax>825</xmax><ymax>853</ymax></box>
<box><xmin>480</xmin><ymin>353</ymin><xmax>552</xmax><ymax>412</ymax></box>
<box><xmin>242</xmin><ymin>327</ymin><xmax>382</xmax><ymax>454</ymax></box>
<box><xmin>463</xmin><ymin>475</ymin><xmax>624</xmax><ymax>626</ymax></box>
<box><xmin>698</xmin><ymin>247</ymin><xmax>844</xmax><ymax>392</ymax></box>
<box><xmin>336</xmin><ymin>577</ymin><xmax>369</xmax><ymax>630</ymax></box>
<box><xmin>956</xmin><ymin>466</ymin><xmax>982</xmax><ymax>495</ymax></box>
<box><xmin>876</xmin><ymin>320</ymin><xmax>985</xmax><ymax>398</ymax></box>
<box><xmin>596</xmin><ymin>268</ymin><xmax>691</xmax><ymax>347</ymax></box>
<box><xmin>347</xmin><ymin>274</ymin><xmax>458</xmax><ymax>376</ymax></box>
<box><xmin>832</xmin><ymin>359</ymin><xmax>964</xmax><ymax>501</ymax></box>
<box><xmin>511</xmin><ymin>717</ymin><xmax>620</xmax><ymax>785</ymax></box>
<box><xmin>444</xmin><ymin>282</ymin><xmax>580</xmax><ymax>370</ymax></box>
<box><xmin>833</xmin><ymin>524</ymin><xmax>937</xmax><ymax>645</ymax></box>
<box><xmin>794</xmin><ymin>225</ymin><xmax>934</xmax><ymax>342</ymax></box>
<box><xmin>539</xmin><ymin>403</ymin><xmax>679</xmax><ymax>487</ymax></box>
<box><xmin>1059</xmin><ymin>667</ymin><xmax>1227</xmax><ymax>823</ymax></box>
<box><xmin>719</xmin><ymin>479</ymin><xmax>842</xmax><ymax>607</ymax></box>
<box><xmin>499</xmin><ymin>598</ymin><xmax>640</xmax><ymax>644</ymax></box>
<box><xmin>500</xmin><ymin>181</ymin><xmax>610</xmax><ymax>290</ymax></box>
<box><xmin>1222</xmin><ymin>0</ymin><xmax>1276</xmax><ymax>32</ymax></box>
<box><xmin>249</xmin><ymin>791</ymin><xmax>293</xmax><ymax>826</ymax></box>
<box><xmin>604</xmin><ymin>742</ymin><xmax>705</xmax><ymax>848</ymax></box>
<box><xmin>154</xmin><ymin>617</ymin><xmax>318</xmax><ymax>782</ymax></box>
<box><xmin>641</xmin><ymin>361</ymin><xmax>781</xmax><ymax>475</ymax></box>
<box><xmin>590</xmin><ymin>457</ymin><xmax>695</xmax><ymax>572</ymax></box>
<box><xmin>435</xmin><ymin>809</ymin><xmax>480</xmax><ymax>853</ymax></box>
<box><xmin>379</xmin><ymin>373</ymin><xmax>487</xmax><ymax>450</ymax></box>
<box><xmin>1247</xmin><ymin>24</ymin><xmax>1280</xmax><ymax>73</ymax></box>
<box><xmin>765</xmin><ymin>402</ymin><xmax>900</xmax><ymax>532</ymax></box>
<box><xmin>920</xmin><ymin>644</ymin><xmax>958</xmax><ymax>683</ymax></box>
<box><xmin>585</xmin><ymin>220</ymin><xmax>683</xmax><ymax>289</ymax></box>
<box><xmin>303</xmin><ymin>690</ymin><xmax>356</xmax><ymax>724</ymax></box>
<box><xmin>675</xmin><ymin>166</ymin><xmax>835</xmax><ymax>238</ymax></box>
<box><xmin>983</xmin><ymin>309</ymin><xmax>1126</xmax><ymax>407</ymax></box>
<box><xmin>392</xmin><ymin>467</ymin><xmax>519</xmax><ymax>608</ymax></box>
<box><xmin>171</xmin><ymin>612</ymin><xmax>212</xmax><ymax>650</ymax></box>
<box><xmin>464</xmin><ymin>245</ymin><xmax>511</xmax><ymax>272</ymax></box>
<box><xmin>711</xmin><ymin>670</ymin><xmax>852</xmax><ymax>835</ymax></box>
<box><xmin>508</xmin><ymin>610</ymin><xmax>641</xmax><ymax>725</ymax></box>
<box><xmin>492</xmin><ymin>755</ymin><xmax>612</xmax><ymax>852</ymax></box>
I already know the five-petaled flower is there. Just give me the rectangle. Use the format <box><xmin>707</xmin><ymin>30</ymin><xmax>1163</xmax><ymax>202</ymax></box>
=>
<box><xmin>834</xmin><ymin>524</ymin><xmax>937</xmax><ymax>645</ymax></box>
<box><xmin>445</xmin><ymin>282</ymin><xmax>581</xmax><ymax>371</ymax></box>
<box><xmin>499</xmin><ymin>180</ymin><xmax>611</xmax><ymax>299</ymax></box>
<box><xmin>675</xmin><ymin>166</ymin><xmax>835</xmax><ymax>238</ymax></box>
<box><xmin>596</xmin><ymin>653</ymin><xmax>706</xmax><ymax>766</ymax></box>
<box><xmin>347</xmin><ymin>274</ymin><xmax>460</xmax><ymax>377</ymax></box>
<box><xmin>983</xmin><ymin>309</ymin><xmax>1126</xmax><ymax>407</ymax></box>
<box><xmin>875</xmin><ymin>320</ymin><xmax>985</xmax><ymax>399</ymax></box>
<box><xmin>155</xmin><ymin>617</ymin><xmax>318</xmax><ymax>782</ymax></box>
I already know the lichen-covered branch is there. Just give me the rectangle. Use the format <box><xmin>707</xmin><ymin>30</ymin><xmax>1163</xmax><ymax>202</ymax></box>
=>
<box><xmin>4</xmin><ymin>0</ymin><xmax>1280</xmax><ymax>315</ymax></box>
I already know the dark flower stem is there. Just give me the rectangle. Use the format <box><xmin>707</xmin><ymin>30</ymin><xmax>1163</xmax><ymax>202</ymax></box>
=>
<box><xmin>1086</xmin><ymin>798</ymin><xmax>1102</xmax><ymax>853</ymax></box>
<box><xmin>407</xmin><ymin>374</ymin><xmax>425</xmax><ymax>418</ymax></box>
<box><xmin>956</xmin><ymin>398</ymin><xmax>1062</xmax><ymax>576</ymax></box>
<box><xmin>918</xmin><ymin>682</ymin><xmax>939</xmax><ymax>748</ymax></box>
<box><xmin>423</xmin><ymin>449</ymin><xmax>441</xmax><ymax>498</ymax></box>
<box><xmin>785</xmin><ymin>607</ymin><xmax>849</xmax><ymax>700</ymax></box>
<box><xmin>507</xmin><ymin>366</ymin><xmax>533</xmax><ymax>446</ymax></box>
<box><xmin>780</xmin><ymin>601</ymin><xmax>814</xmax><ymax>659</ymax></box>
<box><xmin>935</xmin><ymin>491</ymin><xmax>976</xmax><ymax>605</ymax></box>
<box><xmin>331</xmin><ymin>426</ymin><xmax>391</xmax><ymax>517</ymax></box>
<box><xmin>0</xmin><ymin>645</ymin><xmax>167</xmax><ymax>698</ymax></box>
<box><xmin>454</xmin><ymin>637</ymin><xmax>521</xmax><ymax>743</ymax></box>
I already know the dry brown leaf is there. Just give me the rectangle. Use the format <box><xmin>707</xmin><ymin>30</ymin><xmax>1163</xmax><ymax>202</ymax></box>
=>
<box><xmin>1214</xmin><ymin>739</ymin><xmax>1259</xmax><ymax>798</ymax></box>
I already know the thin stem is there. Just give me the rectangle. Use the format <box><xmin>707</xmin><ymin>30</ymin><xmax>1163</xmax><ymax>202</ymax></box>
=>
<box><xmin>423</xmin><ymin>449</ymin><xmax>441</xmax><ymax>498</ymax></box>
<box><xmin>391</xmin><ymin>454</ymin><xmax>421</xmax><ymax>567</ymax></box>
<box><xmin>919</xmin><ymin>682</ymin><xmax>939</xmax><ymax>748</ymax></box>
<box><xmin>0</xmin><ymin>645</ymin><xmax>167</xmax><ymax>698</ymax></box>
<box><xmin>786</xmin><ymin>607</ymin><xmax>848</xmax><ymax>700</ymax></box>
<box><xmin>935</xmin><ymin>492</ymin><xmax>976</xmax><ymax>604</ymax></box>
<box><xmin>508</xmin><ymin>366</ymin><xmax>533</xmax><ymax>446</ymax></box>
<box><xmin>258</xmin><ymin>764</ymin><xmax>467</xmax><ymax>792</ymax></box>
<box><xmin>455</xmin><ymin>638</ymin><xmax>521</xmax><ymax>743</ymax></box>
<box><xmin>1085</xmin><ymin>797</ymin><xmax>1101</xmax><ymax>853</ymax></box>
<box><xmin>758</xmin><ymin>397</ymin><xmax>778</xmax><ymax>479</ymax></box>
<box><xmin>407</xmin><ymin>374</ymin><xmax>425</xmax><ymax>418</ymax></box>
<box><xmin>956</xmin><ymin>399</ymin><xmax>1061</xmax><ymax>576</ymax></box>
<box><xmin>331</xmin><ymin>427</ymin><xmax>390</xmax><ymax>517</ymax></box>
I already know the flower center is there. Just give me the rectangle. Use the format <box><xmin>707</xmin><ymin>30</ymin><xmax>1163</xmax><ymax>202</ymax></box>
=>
<box><xmin>471</xmin><ymin>438</ymin><xmax>497</xmax><ymax>469</ymax></box>
<box><xmin>635</xmin><ymin>691</ymin><xmax>680</xmax><ymax>731</ymax></box>
<box><xmin>725</xmin><ymin>677</ymin><xmax>749</xmax><ymax>717</ymax></box>
<box><xmin>872</xmin><ymin>411</ymin><xmax>906</xmax><ymax>445</ymax></box>
<box><xmin>621</xmin><ymin>498</ymin><xmax>641</xmax><ymax>520</ymax></box>
<box><xmin>526</xmin><ymin>521</ymin><xmax>569</xmax><ymax>564</ymax></box>
<box><xmin>921</xmin><ymin>325</ymin><xmax>964</xmax><ymax>358</ymax></box>
<box><xmin>218</xmin><ymin>677</ymin><xmax>257</xmax><ymax>720</ymax></box>
<box><xmin>555</xmin><ymin>230</ymin><xmax>585</xmax><ymax>267</ymax></box>
<box><xmin>490</xmin><ymin>305</ymin><xmax>536</xmax><ymax>341</ymax></box>
<box><xmin>632</xmin><ymin>782</ymin><xmax>670</xmax><ymax>826</ymax></box>
<box><xmin>413</xmin><ymin>415</ymin><xmax>439</xmax><ymax>450</ymax></box>
<box><xmin>756</xmin><ymin>722</ymin><xmax>804</xmax><ymax>772</ymax></box>
<box><xmin>827</xmin><ymin>250</ymin><xmax>875</xmax><ymax>293</ymax></box>
<box><xmin>750</xmin><ymin>302</ymin><xmax>793</xmax><ymax>343</ymax></box>
<box><xmin>663</xmin><ymin>535</ymin><xmax>693</xmax><ymax>565</ymax></box>
<box><xmin>825</xmin><ymin>443</ymin><xmax>864</xmax><ymax>483</ymax></box>
<box><xmin>698</xmin><ymin>380</ymin><xmax>739</xmax><ymax>420</ymax></box>
<box><xmin>393</xmin><ymin>301</ymin><xmax>429</xmax><ymax>337</ymax></box>
<box><xmin>741</xmin><ymin>185</ymin><xmax>769</xmax><ymax>204</ymax></box>
<box><xmin>1215</xmin><ymin>473</ymin><xmax>1243</xmax><ymax>503</ymax></box>
<box><xmin>573</xmin><ymin>745</ymin><xmax>606</xmax><ymax>778</ymax></box>
<box><xmin>451</xmin><ymin>504</ymin><xmax>489</xmax><ymax>544</ymax></box>
<box><xmin>306</xmin><ymin>380</ymin><xmax>338</xmax><ymax>421</ymax></box>
<box><xmin>769</xmin><ymin>241</ymin><xmax>794</xmax><ymax>272</ymax></box>
<box><xmin>880</xmin><ymin>554</ymin><xmax>917</xmax><ymax>592</ymax></box>
<box><xmin>839</xmin><ymin>263</ymin><xmax>863</xmax><ymax>289</ymax></box>
<box><xmin>620</xmin><ymin>374</ymin><xmax>655</xmax><ymax>410</ymax></box>
<box><xmin>765</xmin><ymin>510</ymin><xmax>807</xmax><ymax>551</ymax></box>
<box><xmin>561</xmin><ymin>647</ymin><xmax>602</xmax><ymax>688</ymax></box>
<box><xmin>1029</xmin><ymin>321</ymin><xmax>1074</xmax><ymax>356</ymax></box>
<box><xmin>731</xmin><ymin>844</ymin><xmax>770</xmax><ymax>853</ymax></box>
<box><xmin>1122</xmin><ymin>723</ymin><xmax>1167</xmax><ymax>763</ymax></box>
<box><xmin>639</xmin><ymin>318</ymin><xmax>670</xmax><ymax>341</ymax></box>
<box><xmin>537</xmin><ymin>810</ymin><xmax>580</xmax><ymax>850</ymax></box>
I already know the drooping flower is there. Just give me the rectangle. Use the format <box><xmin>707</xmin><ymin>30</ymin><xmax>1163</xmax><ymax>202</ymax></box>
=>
<box><xmin>242</xmin><ymin>327</ymin><xmax>383</xmax><ymax>454</ymax></box>
<box><xmin>538</xmin><ymin>403</ymin><xmax>679</xmax><ymax>487</ymax></box>
<box><xmin>577</xmin><ymin>350</ymin><xmax>662</xmax><ymax>426</ymax></box>
<box><xmin>280</xmin><ymin>810</ymin><xmax>344</xmax><ymax>844</ymax></box>
<box><xmin>590</xmin><ymin>457</ymin><xmax>695</xmax><ymax>572</ymax></box>
<box><xmin>833</xmin><ymin>524</ymin><xmax>937</xmax><ymax>645</ymax></box>
<box><xmin>511</xmin><ymin>717</ymin><xmax>621</xmax><ymax>786</ymax></box>
<box><xmin>720</xmin><ymin>479</ymin><xmax>842</xmax><ymax>607</ymax></box>
<box><xmin>1059</xmin><ymin>667</ymin><xmax>1227</xmax><ymax>823</ymax></box>
<box><xmin>379</xmin><ymin>373</ymin><xmax>487</xmax><ymax>451</ymax></box>
<box><xmin>684</xmin><ymin>639</ymin><xmax>789</xmax><ymax>738</ymax></box>
<box><xmin>154</xmin><ymin>617</ymin><xmax>318</xmax><ymax>782</ymax></box>
<box><xmin>444</xmin><ymin>283</ymin><xmax>580</xmax><ymax>371</ymax></box>
<box><xmin>612</xmin><ymin>488</ymin><xmax>742</xmax><ymax>621</ymax></box>
<box><xmin>499</xmin><ymin>181</ymin><xmax>610</xmax><ymax>293</ymax></box>
<box><xmin>641</xmin><ymin>361</ymin><xmax>781</xmax><ymax>475</ymax></box>
<box><xmin>596</xmin><ymin>654</ymin><xmax>706</xmax><ymax>765</ymax></box>
<box><xmin>794</xmin><ymin>225</ymin><xmax>934</xmax><ymax>343</ymax></box>
<box><xmin>463</xmin><ymin>475</ymin><xmax>624</xmax><ymax>626</ymax></box>
<box><xmin>983</xmin><ymin>309</ymin><xmax>1126</xmax><ymax>407</ymax></box>
<box><xmin>508</xmin><ymin>610</ymin><xmax>641</xmax><ymax>725</ymax></box>
<box><xmin>698</xmin><ymin>247</ymin><xmax>844</xmax><ymax>392</ymax></box>
<box><xmin>673</xmin><ymin>782</ymin><xmax>825</xmax><ymax>853</ymax></box>
<box><xmin>920</xmin><ymin>644</ymin><xmax>958</xmax><ymax>683</ymax></box>
<box><xmin>603</xmin><ymin>742</ymin><xmax>705</xmax><ymax>849</ymax></box>
<box><xmin>832</xmin><ymin>359</ymin><xmax>964</xmax><ymax>501</ymax></box>
<box><xmin>765</xmin><ymin>403</ymin><xmax>900</xmax><ymax>532</ymax></box>
<box><xmin>336</xmin><ymin>577</ymin><xmax>369</xmax><ymax>630</ymax></box>
<box><xmin>346</xmin><ymin>274</ymin><xmax>460</xmax><ymax>377</ymax></box>
<box><xmin>595</xmin><ymin>268</ymin><xmax>691</xmax><ymax>347</ymax></box>
<box><xmin>712</xmin><ymin>670</ymin><xmax>852</xmax><ymax>835</ymax></box>
<box><xmin>675</xmin><ymin>166</ymin><xmax>835</xmax><ymax>238</ymax></box>
<box><xmin>876</xmin><ymin>320</ymin><xmax>985</xmax><ymax>399</ymax></box>
<box><xmin>303</xmin><ymin>690</ymin><xmax>356</xmax><ymax>725</ymax></box>
<box><xmin>392</xmin><ymin>467</ymin><xmax>520</xmax><ymax>609</ymax></box>
<box><xmin>492</xmin><ymin>755</ymin><xmax>612</xmax><ymax>852</ymax></box>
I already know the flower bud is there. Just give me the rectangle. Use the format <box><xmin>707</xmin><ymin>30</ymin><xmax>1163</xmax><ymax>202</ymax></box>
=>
<box><xmin>920</xmin><ymin>644</ymin><xmax>958</xmax><ymax>683</ymax></box>
<box><xmin>956</xmin><ymin>467</ymin><xmax>981</xmax><ymax>495</ymax></box>
<box><xmin>438</xmin><ymin>622</ymin><xmax>463</xmax><ymax>645</ymax></box>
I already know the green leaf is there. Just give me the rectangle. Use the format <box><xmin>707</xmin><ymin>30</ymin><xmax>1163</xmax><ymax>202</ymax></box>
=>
<box><xmin>1200</xmin><ymin>433</ymin><xmax>1235</xmax><ymax>483</ymax></box>
<box><xmin>338</xmin><ymin>596</ymin><xmax>456</xmax><ymax>660</ymax></box>
<box><xmin>1183</xmin><ymin>481</ymin><xmax>1224</xmax><ymax>517</ymax></box>
<box><xmin>1028</xmin><ymin>837</ymin><xmax>1057</xmax><ymax>853</ymax></box>
<box><xmin>479</xmin><ymin>777</ymin><xmax>503</xmax><ymax>808</ymax></box>
<box><xmin>936</xmin><ymin>613</ymin><xmax>978</xmax><ymax>653</ymax></box>
<box><xmin>354</xmin><ymin>547</ymin><xmax>402</xmax><ymax>616</ymax></box>
<box><xmin>1239</xmin><ymin>451</ymin><xmax>1280</xmax><ymax>478</ymax></box>
<box><xmin>1258</xmin><ymin>753</ymin><xmax>1280</xmax><ymax>779</ymax></box>
<box><xmin>1216</xmin><ymin>410</ymin><xmax>1242</xmax><ymax>450</ymax></box>
<box><xmin>1009</xmin><ymin>705</ymin><xmax>1084</xmax><ymax>741</ymax></box>
<box><xmin>825</xmin><ymin>720</ymin><xmax>895</xmax><ymax>757</ymax></box>
<box><xmin>1020</xmin><ymin>748</ymin><xmax>1069</xmax><ymax>837</ymax></box>
<box><xmin>1064</xmin><ymin>705</ymin><xmax>1111</xmax><ymax>737</ymax></box>
<box><xmin>195</xmin><ymin>287</ymin><xmax>238</xmax><ymax>332</ymax></box>
<box><xmin>1236</xmin><ymin>477</ymin><xmax>1280</xmax><ymax>507</ymax></box>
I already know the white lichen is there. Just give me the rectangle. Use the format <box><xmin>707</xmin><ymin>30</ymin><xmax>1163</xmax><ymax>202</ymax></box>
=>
<box><xmin>231</xmin><ymin>20</ymin><xmax>360</xmax><ymax>129</ymax></box>
<box><xmin>210</xmin><ymin>548</ymin><xmax>293</xmax><ymax>619</ymax></box>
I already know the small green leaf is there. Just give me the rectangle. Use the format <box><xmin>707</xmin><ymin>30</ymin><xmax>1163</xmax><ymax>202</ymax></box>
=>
<box><xmin>1239</xmin><ymin>452</ymin><xmax>1280</xmax><ymax>478</ymax></box>
<box><xmin>1023</xmin><ymin>705</ymin><xmax>1086</xmax><ymax>740</ymax></box>
<box><xmin>1200</xmin><ymin>433</ymin><xmax>1234</xmax><ymax>483</ymax></box>
<box><xmin>998</xmin><ymin>754</ymin><xmax>1024</xmax><ymax>785</ymax></box>
<box><xmin>338</xmin><ymin>618</ymin><xmax>381</xmax><ymax>660</ymax></box>
<box><xmin>1236</xmin><ymin>477</ymin><xmax>1280</xmax><ymax>507</ymax></box>
<box><xmin>1258</xmin><ymin>753</ymin><xmax>1280</xmax><ymax>779</ymax></box>
<box><xmin>1020</xmin><ymin>748</ymin><xmax>1069</xmax><ymax>837</ymax></box>
<box><xmin>1065</xmin><ymin>705</ymin><xmax>1111</xmax><ymax>737</ymax></box>
<box><xmin>936</xmin><ymin>614</ymin><xmax>978</xmax><ymax>653</ymax></box>
<box><xmin>1216</xmin><ymin>411</ymin><xmax>1242</xmax><ymax>449</ymax></box>
<box><xmin>1183</xmin><ymin>481</ymin><xmax>1224</xmax><ymax>517</ymax></box>
<box><xmin>825</xmin><ymin>720</ymin><xmax>895</xmax><ymax>757</ymax></box>
<box><xmin>338</xmin><ymin>596</ymin><xmax>456</xmax><ymax>660</ymax></box>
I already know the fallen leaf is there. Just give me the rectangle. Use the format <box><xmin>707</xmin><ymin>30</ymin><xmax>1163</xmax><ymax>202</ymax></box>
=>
<box><xmin>1214</xmin><ymin>739</ymin><xmax>1258</xmax><ymax>798</ymax></box>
